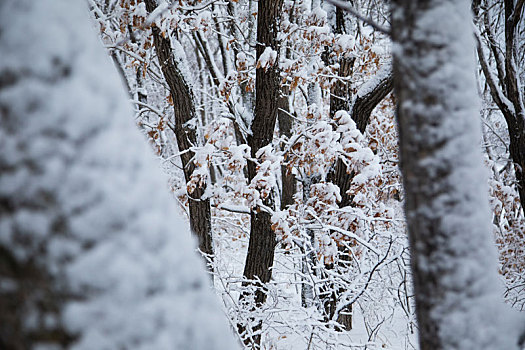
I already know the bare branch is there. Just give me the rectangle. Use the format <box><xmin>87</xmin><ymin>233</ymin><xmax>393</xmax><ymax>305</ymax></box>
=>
<box><xmin>510</xmin><ymin>0</ymin><xmax>525</xmax><ymax>31</ymax></box>
<box><xmin>350</xmin><ymin>62</ymin><xmax>394</xmax><ymax>133</ymax></box>
<box><xmin>325</xmin><ymin>0</ymin><xmax>391</xmax><ymax>36</ymax></box>
<box><xmin>475</xmin><ymin>29</ymin><xmax>516</xmax><ymax>122</ymax></box>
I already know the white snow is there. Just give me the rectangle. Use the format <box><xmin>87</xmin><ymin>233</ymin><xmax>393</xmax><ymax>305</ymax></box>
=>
<box><xmin>257</xmin><ymin>47</ymin><xmax>278</xmax><ymax>70</ymax></box>
<box><xmin>0</xmin><ymin>0</ymin><xmax>239</xmax><ymax>349</ymax></box>
<box><xmin>393</xmin><ymin>0</ymin><xmax>523</xmax><ymax>348</ymax></box>
<box><xmin>355</xmin><ymin>61</ymin><xmax>392</xmax><ymax>99</ymax></box>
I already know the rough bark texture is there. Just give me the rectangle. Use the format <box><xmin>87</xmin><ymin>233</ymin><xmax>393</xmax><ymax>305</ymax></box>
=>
<box><xmin>145</xmin><ymin>0</ymin><xmax>213</xmax><ymax>260</ymax></box>
<box><xmin>391</xmin><ymin>0</ymin><xmax>518</xmax><ymax>349</ymax></box>
<box><xmin>476</xmin><ymin>0</ymin><xmax>525</xmax><ymax>213</ymax></box>
<box><xmin>330</xmin><ymin>57</ymin><xmax>355</xmax><ymax>120</ymax></box>
<box><xmin>243</xmin><ymin>0</ymin><xmax>284</xmax><ymax>297</ymax></box>
<box><xmin>351</xmin><ymin>71</ymin><xmax>394</xmax><ymax>133</ymax></box>
<box><xmin>328</xmin><ymin>64</ymin><xmax>393</xmax><ymax>209</ymax></box>
<box><xmin>278</xmin><ymin>87</ymin><xmax>296</xmax><ymax>209</ymax></box>
<box><xmin>325</xmin><ymin>57</ymin><xmax>392</xmax><ymax>331</ymax></box>
<box><xmin>238</xmin><ymin>0</ymin><xmax>283</xmax><ymax>346</ymax></box>
<box><xmin>324</xmin><ymin>54</ymin><xmax>356</xmax><ymax>331</ymax></box>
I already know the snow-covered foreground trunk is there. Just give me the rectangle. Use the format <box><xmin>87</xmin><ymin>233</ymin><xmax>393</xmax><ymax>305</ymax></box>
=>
<box><xmin>391</xmin><ymin>0</ymin><xmax>521</xmax><ymax>349</ymax></box>
<box><xmin>0</xmin><ymin>0</ymin><xmax>237</xmax><ymax>349</ymax></box>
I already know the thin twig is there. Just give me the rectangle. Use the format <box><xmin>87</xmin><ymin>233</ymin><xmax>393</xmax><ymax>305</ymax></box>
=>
<box><xmin>325</xmin><ymin>0</ymin><xmax>391</xmax><ymax>35</ymax></box>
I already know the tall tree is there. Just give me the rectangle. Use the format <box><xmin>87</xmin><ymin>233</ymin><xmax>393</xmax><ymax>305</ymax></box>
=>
<box><xmin>0</xmin><ymin>0</ymin><xmax>237</xmax><ymax>348</ymax></box>
<box><xmin>242</xmin><ymin>0</ymin><xmax>284</xmax><ymax>302</ymax></box>
<box><xmin>391</xmin><ymin>0</ymin><xmax>520</xmax><ymax>348</ymax></box>
<box><xmin>239</xmin><ymin>0</ymin><xmax>284</xmax><ymax>345</ymax></box>
<box><xmin>474</xmin><ymin>0</ymin><xmax>525</xmax><ymax>212</ymax></box>
<box><xmin>324</xmin><ymin>4</ymin><xmax>393</xmax><ymax>330</ymax></box>
<box><xmin>144</xmin><ymin>0</ymin><xmax>214</xmax><ymax>261</ymax></box>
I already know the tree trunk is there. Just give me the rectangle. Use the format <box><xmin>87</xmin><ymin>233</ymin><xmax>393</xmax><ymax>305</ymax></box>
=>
<box><xmin>145</xmin><ymin>0</ymin><xmax>213</xmax><ymax>260</ymax></box>
<box><xmin>351</xmin><ymin>69</ymin><xmax>393</xmax><ymax>133</ymax></box>
<box><xmin>502</xmin><ymin>0</ymin><xmax>525</xmax><ymax>211</ymax></box>
<box><xmin>476</xmin><ymin>0</ymin><xmax>525</xmax><ymax>213</ymax></box>
<box><xmin>0</xmin><ymin>0</ymin><xmax>238</xmax><ymax>348</ymax></box>
<box><xmin>325</xmin><ymin>66</ymin><xmax>356</xmax><ymax>328</ymax></box>
<box><xmin>327</xmin><ymin>61</ymin><xmax>393</xmax><ymax>208</ymax></box>
<box><xmin>508</xmin><ymin>121</ymin><xmax>525</xmax><ymax>212</ymax></box>
<box><xmin>278</xmin><ymin>87</ymin><xmax>296</xmax><ymax>209</ymax></box>
<box><xmin>243</xmin><ymin>0</ymin><xmax>283</xmax><ymax>297</ymax></box>
<box><xmin>391</xmin><ymin>0</ymin><xmax>518</xmax><ymax>348</ymax></box>
<box><xmin>324</xmin><ymin>35</ymin><xmax>392</xmax><ymax>331</ymax></box>
<box><xmin>328</xmin><ymin>54</ymin><xmax>356</xmax><ymax>210</ymax></box>
<box><xmin>239</xmin><ymin>0</ymin><xmax>284</xmax><ymax>346</ymax></box>
<box><xmin>300</xmin><ymin>175</ymin><xmax>321</xmax><ymax>309</ymax></box>
<box><xmin>330</xmin><ymin>57</ymin><xmax>355</xmax><ymax>119</ymax></box>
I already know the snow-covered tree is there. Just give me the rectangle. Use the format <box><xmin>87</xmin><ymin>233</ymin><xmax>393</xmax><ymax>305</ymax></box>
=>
<box><xmin>75</xmin><ymin>0</ymin><xmax>525</xmax><ymax>348</ymax></box>
<box><xmin>0</xmin><ymin>0</ymin><xmax>238</xmax><ymax>348</ymax></box>
<box><xmin>391</xmin><ymin>0</ymin><xmax>522</xmax><ymax>348</ymax></box>
<box><xmin>473</xmin><ymin>0</ymin><xmax>525</xmax><ymax>310</ymax></box>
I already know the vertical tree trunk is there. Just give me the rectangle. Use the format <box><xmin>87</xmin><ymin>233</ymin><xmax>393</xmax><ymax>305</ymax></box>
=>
<box><xmin>324</xmin><ymin>20</ymin><xmax>392</xmax><ymax>329</ymax></box>
<box><xmin>243</xmin><ymin>0</ymin><xmax>284</xmax><ymax>300</ymax></box>
<box><xmin>239</xmin><ymin>0</ymin><xmax>284</xmax><ymax>346</ymax></box>
<box><xmin>300</xmin><ymin>175</ymin><xmax>321</xmax><ymax>309</ymax></box>
<box><xmin>503</xmin><ymin>0</ymin><xmax>525</xmax><ymax>212</ymax></box>
<box><xmin>278</xmin><ymin>87</ymin><xmax>296</xmax><ymax>210</ymax></box>
<box><xmin>476</xmin><ymin>0</ymin><xmax>525</xmax><ymax>213</ymax></box>
<box><xmin>508</xmin><ymin>122</ymin><xmax>525</xmax><ymax>212</ymax></box>
<box><xmin>145</xmin><ymin>0</ymin><xmax>213</xmax><ymax>260</ymax></box>
<box><xmin>391</xmin><ymin>0</ymin><xmax>518</xmax><ymax>349</ymax></box>
<box><xmin>0</xmin><ymin>0</ymin><xmax>238</xmax><ymax>348</ymax></box>
<box><xmin>324</xmin><ymin>56</ymin><xmax>355</xmax><ymax>329</ymax></box>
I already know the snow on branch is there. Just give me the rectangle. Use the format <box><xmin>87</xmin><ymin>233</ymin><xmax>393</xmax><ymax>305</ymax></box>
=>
<box><xmin>475</xmin><ymin>28</ymin><xmax>516</xmax><ymax>120</ymax></box>
<box><xmin>325</xmin><ymin>0</ymin><xmax>391</xmax><ymax>35</ymax></box>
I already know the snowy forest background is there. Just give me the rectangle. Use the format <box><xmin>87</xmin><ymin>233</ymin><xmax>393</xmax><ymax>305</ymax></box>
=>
<box><xmin>1</xmin><ymin>0</ymin><xmax>525</xmax><ymax>349</ymax></box>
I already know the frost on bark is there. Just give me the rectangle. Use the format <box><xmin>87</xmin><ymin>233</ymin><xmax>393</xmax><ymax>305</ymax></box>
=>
<box><xmin>144</xmin><ymin>0</ymin><xmax>213</xmax><ymax>261</ymax></box>
<box><xmin>391</xmin><ymin>0</ymin><xmax>519</xmax><ymax>349</ymax></box>
<box><xmin>0</xmin><ymin>0</ymin><xmax>237</xmax><ymax>349</ymax></box>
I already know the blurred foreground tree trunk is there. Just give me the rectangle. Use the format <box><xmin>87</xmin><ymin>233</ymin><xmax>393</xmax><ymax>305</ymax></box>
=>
<box><xmin>0</xmin><ymin>0</ymin><xmax>237</xmax><ymax>349</ymax></box>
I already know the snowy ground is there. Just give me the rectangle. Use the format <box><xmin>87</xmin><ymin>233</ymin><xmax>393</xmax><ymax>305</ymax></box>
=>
<box><xmin>210</xmin><ymin>202</ymin><xmax>418</xmax><ymax>350</ymax></box>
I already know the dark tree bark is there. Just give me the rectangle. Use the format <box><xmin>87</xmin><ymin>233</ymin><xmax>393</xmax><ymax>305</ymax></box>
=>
<box><xmin>278</xmin><ymin>0</ymin><xmax>299</xmax><ymax>211</ymax></box>
<box><xmin>501</xmin><ymin>0</ymin><xmax>525</xmax><ymax>210</ymax></box>
<box><xmin>325</xmin><ymin>60</ymin><xmax>392</xmax><ymax>331</ymax></box>
<box><xmin>330</xmin><ymin>57</ymin><xmax>356</xmax><ymax>120</ymax></box>
<box><xmin>329</xmin><ymin>6</ymin><xmax>355</xmax><ymax>120</ymax></box>
<box><xmin>238</xmin><ymin>0</ymin><xmax>284</xmax><ymax>346</ymax></box>
<box><xmin>391</xmin><ymin>0</ymin><xmax>517</xmax><ymax>348</ymax></box>
<box><xmin>322</xmin><ymin>7</ymin><xmax>394</xmax><ymax>330</ymax></box>
<box><xmin>278</xmin><ymin>86</ymin><xmax>296</xmax><ymax>209</ymax></box>
<box><xmin>145</xmin><ymin>0</ymin><xmax>213</xmax><ymax>260</ymax></box>
<box><xmin>323</xmin><ymin>55</ymin><xmax>354</xmax><ymax>326</ymax></box>
<box><xmin>242</xmin><ymin>0</ymin><xmax>283</xmax><ymax>297</ymax></box>
<box><xmin>351</xmin><ymin>70</ymin><xmax>394</xmax><ymax>133</ymax></box>
<box><xmin>328</xmin><ymin>64</ymin><xmax>393</xmax><ymax>209</ymax></box>
<box><xmin>475</xmin><ymin>0</ymin><xmax>525</xmax><ymax>213</ymax></box>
